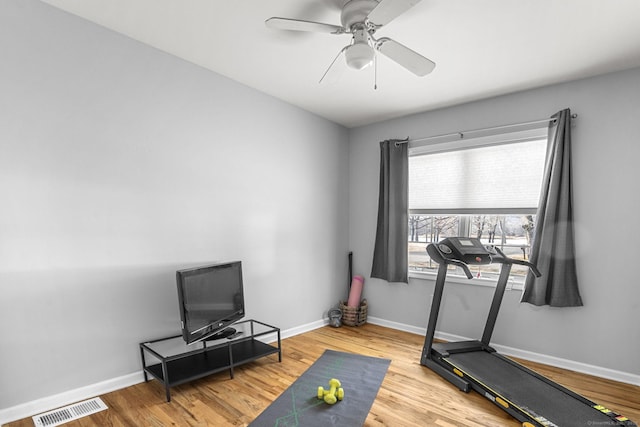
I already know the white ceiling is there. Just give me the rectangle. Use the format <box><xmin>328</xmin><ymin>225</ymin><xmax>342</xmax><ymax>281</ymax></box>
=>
<box><xmin>40</xmin><ymin>0</ymin><xmax>640</xmax><ymax>128</ymax></box>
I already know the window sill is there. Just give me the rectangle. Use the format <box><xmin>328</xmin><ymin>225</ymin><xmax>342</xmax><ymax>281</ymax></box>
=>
<box><xmin>408</xmin><ymin>270</ymin><xmax>524</xmax><ymax>291</ymax></box>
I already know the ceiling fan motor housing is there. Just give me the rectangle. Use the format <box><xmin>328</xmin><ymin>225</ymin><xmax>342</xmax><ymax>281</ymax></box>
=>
<box><xmin>341</xmin><ymin>0</ymin><xmax>379</xmax><ymax>30</ymax></box>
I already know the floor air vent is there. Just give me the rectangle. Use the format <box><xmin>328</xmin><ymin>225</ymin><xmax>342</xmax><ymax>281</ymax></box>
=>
<box><xmin>32</xmin><ymin>397</ymin><xmax>108</xmax><ymax>427</ymax></box>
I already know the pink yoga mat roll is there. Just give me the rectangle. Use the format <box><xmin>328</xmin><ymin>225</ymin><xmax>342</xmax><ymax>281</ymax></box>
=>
<box><xmin>347</xmin><ymin>275</ymin><xmax>364</xmax><ymax>308</ymax></box>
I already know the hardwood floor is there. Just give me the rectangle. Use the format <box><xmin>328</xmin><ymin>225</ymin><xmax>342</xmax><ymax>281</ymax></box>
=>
<box><xmin>7</xmin><ymin>324</ymin><xmax>639</xmax><ymax>426</ymax></box>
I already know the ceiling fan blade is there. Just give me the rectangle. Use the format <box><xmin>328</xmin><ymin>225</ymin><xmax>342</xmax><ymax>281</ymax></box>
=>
<box><xmin>366</xmin><ymin>0</ymin><xmax>422</xmax><ymax>26</ymax></box>
<box><xmin>265</xmin><ymin>17</ymin><xmax>345</xmax><ymax>34</ymax></box>
<box><xmin>376</xmin><ymin>37</ymin><xmax>435</xmax><ymax>76</ymax></box>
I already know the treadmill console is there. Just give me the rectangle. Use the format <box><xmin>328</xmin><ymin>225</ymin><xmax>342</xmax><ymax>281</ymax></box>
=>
<box><xmin>436</xmin><ymin>237</ymin><xmax>492</xmax><ymax>265</ymax></box>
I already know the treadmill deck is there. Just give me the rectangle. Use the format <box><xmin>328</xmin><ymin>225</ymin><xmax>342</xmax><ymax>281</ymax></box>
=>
<box><xmin>443</xmin><ymin>351</ymin><xmax>630</xmax><ymax>426</ymax></box>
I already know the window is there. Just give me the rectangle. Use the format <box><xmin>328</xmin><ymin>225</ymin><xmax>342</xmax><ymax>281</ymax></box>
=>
<box><xmin>408</xmin><ymin>127</ymin><xmax>547</xmax><ymax>285</ymax></box>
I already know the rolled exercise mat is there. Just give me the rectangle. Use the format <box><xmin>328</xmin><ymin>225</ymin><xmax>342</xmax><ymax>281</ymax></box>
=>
<box><xmin>347</xmin><ymin>275</ymin><xmax>364</xmax><ymax>308</ymax></box>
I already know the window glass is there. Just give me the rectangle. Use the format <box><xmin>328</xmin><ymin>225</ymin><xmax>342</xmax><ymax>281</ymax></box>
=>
<box><xmin>408</xmin><ymin>214</ymin><xmax>536</xmax><ymax>282</ymax></box>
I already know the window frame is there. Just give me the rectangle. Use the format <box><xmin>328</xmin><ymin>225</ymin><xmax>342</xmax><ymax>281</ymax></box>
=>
<box><xmin>407</xmin><ymin>127</ymin><xmax>548</xmax><ymax>289</ymax></box>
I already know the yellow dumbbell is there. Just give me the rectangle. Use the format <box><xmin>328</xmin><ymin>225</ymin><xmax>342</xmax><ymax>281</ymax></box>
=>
<box><xmin>317</xmin><ymin>378</ymin><xmax>344</xmax><ymax>405</ymax></box>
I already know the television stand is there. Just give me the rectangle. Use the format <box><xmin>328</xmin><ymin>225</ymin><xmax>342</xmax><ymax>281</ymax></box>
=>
<box><xmin>139</xmin><ymin>319</ymin><xmax>281</xmax><ymax>402</ymax></box>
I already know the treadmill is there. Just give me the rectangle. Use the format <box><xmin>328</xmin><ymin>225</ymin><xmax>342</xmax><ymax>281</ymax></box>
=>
<box><xmin>421</xmin><ymin>237</ymin><xmax>636</xmax><ymax>427</ymax></box>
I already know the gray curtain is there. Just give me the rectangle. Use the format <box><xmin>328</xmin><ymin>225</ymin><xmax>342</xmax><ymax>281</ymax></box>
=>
<box><xmin>521</xmin><ymin>109</ymin><xmax>583</xmax><ymax>307</ymax></box>
<box><xmin>371</xmin><ymin>140</ymin><xmax>408</xmax><ymax>283</ymax></box>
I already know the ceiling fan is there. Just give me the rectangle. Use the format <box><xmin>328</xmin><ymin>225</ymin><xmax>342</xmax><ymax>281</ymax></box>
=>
<box><xmin>265</xmin><ymin>0</ymin><xmax>435</xmax><ymax>81</ymax></box>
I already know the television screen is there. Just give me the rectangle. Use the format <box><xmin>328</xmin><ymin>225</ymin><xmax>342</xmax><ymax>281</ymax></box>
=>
<box><xmin>176</xmin><ymin>261</ymin><xmax>245</xmax><ymax>344</ymax></box>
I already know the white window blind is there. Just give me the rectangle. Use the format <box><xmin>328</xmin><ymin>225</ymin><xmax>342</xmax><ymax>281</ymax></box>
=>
<box><xmin>409</xmin><ymin>135</ymin><xmax>547</xmax><ymax>213</ymax></box>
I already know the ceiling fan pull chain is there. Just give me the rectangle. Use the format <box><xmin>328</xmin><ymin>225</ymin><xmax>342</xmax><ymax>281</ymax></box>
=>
<box><xmin>374</xmin><ymin>53</ymin><xmax>378</xmax><ymax>90</ymax></box>
<box><xmin>319</xmin><ymin>46</ymin><xmax>347</xmax><ymax>84</ymax></box>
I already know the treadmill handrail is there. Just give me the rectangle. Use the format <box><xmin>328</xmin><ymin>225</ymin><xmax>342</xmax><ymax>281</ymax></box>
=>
<box><xmin>492</xmin><ymin>246</ymin><xmax>542</xmax><ymax>277</ymax></box>
<box><xmin>427</xmin><ymin>243</ymin><xmax>473</xmax><ymax>279</ymax></box>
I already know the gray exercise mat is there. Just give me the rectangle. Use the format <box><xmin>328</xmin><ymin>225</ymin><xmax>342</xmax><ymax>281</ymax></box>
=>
<box><xmin>249</xmin><ymin>349</ymin><xmax>391</xmax><ymax>427</ymax></box>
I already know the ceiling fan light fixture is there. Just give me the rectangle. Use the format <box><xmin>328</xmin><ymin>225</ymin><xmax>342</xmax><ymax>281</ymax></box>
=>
<box><xmin>345</xmin><ymin>42</ymin><xmax>374</xmax><ymax>70</ymax></box>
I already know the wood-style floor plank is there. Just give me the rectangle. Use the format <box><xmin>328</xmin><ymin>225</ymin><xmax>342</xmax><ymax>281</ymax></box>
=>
<box><xmin>6</xmin><ymin>324</ymin><xmax>639</xmax><ymax>426</ymax></box>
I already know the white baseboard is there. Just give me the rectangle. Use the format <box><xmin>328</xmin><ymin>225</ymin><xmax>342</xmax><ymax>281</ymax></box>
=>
<box><xmin>367</xmin><ymin>316</ymin><xmax>640</xmax><ymax>387</ymax></box>
<box><xmin>0</xmin><ymin>320</ymin><xmax>329</xmax><ymax>426</ymax></box>
<box><xmin>0</xmin><ymin>371</ymin><xmax>143</xmax><ymax>426</ymax></box>
<box><xmin>280</xmin><ymin>318</ymin><xmax>329</xmax><ymax>340</ymax></box>
<box><xmin>367</xmin><ymin>316</ymin><xmax>426</xmax><ymax>336</ymax></box>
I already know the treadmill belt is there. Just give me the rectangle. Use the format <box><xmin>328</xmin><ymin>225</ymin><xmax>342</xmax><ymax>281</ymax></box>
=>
<box><xmin>446</xmin><ymin>351</ymin><xmax>616</xmax><ymax>426</ymax></box>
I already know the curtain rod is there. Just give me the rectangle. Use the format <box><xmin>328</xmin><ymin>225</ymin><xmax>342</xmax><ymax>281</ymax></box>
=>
<box><xmin>386</xmin><ymin>114</ymin><xmax>578</xmax><ymax>146</ymax></box>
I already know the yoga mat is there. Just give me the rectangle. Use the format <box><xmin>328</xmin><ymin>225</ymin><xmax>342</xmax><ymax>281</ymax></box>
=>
<box><xmin>347</xmin><ymin>275</ymin><xmax>364</xmax><ymax>308</ymax></box>
<box><xmin>249</xmin><ymin>349</ymin><xmax>391</xmax><ymax>427</ymax></box>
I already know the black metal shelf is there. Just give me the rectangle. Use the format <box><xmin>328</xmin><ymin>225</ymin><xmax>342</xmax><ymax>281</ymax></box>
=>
<box><xmin>140</xmin><ymin>320</ymin><xmax>281</xmax><ymax>401</ymax></box>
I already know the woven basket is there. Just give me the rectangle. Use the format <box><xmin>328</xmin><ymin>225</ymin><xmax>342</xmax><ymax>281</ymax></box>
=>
<box><xmin>339</xmin><ymin>299</ymin><xmax>368</xmax><ymax>326</ymax></box>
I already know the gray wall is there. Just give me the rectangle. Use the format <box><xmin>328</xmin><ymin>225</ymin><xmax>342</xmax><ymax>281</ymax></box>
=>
<box><xmin>348</xmin><ymin>66</ymin><xmax>640</xmax><ymax>377</ymax></box>
<box><xmin>0</xmin><ymin>0</ymin><xmax>349</xmax><ymax>409</ymax></box>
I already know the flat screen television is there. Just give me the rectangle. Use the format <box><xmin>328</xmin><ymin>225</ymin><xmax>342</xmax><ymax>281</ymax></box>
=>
<box><xmin>176</xmin><ymin>261</ymin><xmax>245</xmax><ymax>344</ymax></box>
